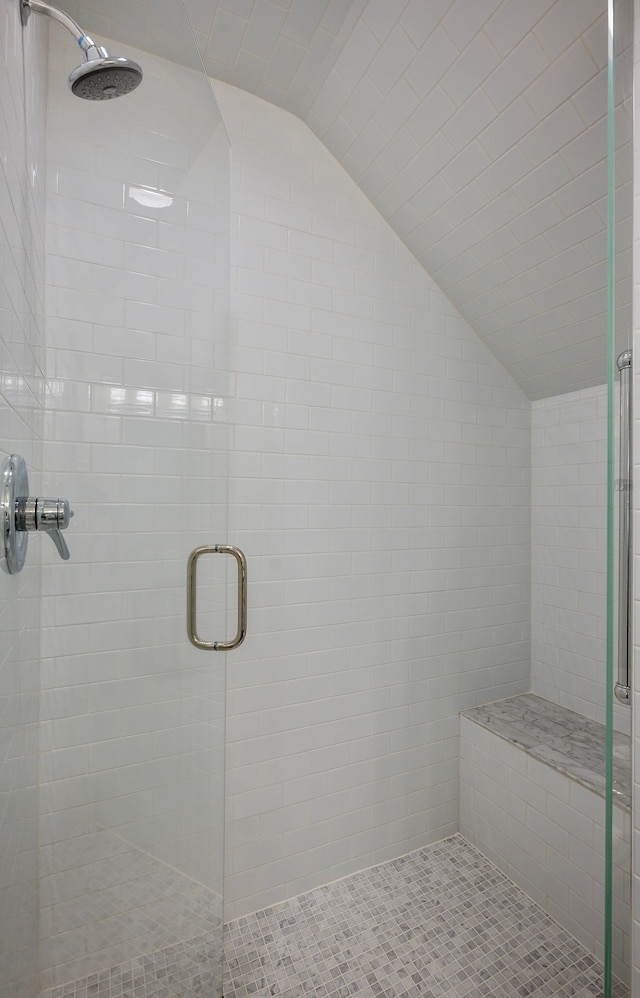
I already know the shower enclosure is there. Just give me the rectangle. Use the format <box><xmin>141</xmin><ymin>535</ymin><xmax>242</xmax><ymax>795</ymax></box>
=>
<box><xmin>0</xmin><ymin>0</ymin><xmax>635</xmax><ymax>995</ymax></box>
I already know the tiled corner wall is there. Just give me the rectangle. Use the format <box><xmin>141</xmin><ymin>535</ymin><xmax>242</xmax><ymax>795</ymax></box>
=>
<box><xmin>0</xmin><ymin>3</ymin><xmax>47</xmax><ymax>996</ymax></box>
<box><xmin>531</xmin><ymin>386</ymin><xmax>630</xmax><ymax>734</ymax></box>
<box><xmin>459</xmin><ymin>714</ymin><xmax>631</xmax><ymax>985</ymax></box>
<box><xmin>214</xmin><ymin>81</ymin><xmax>531</xmax><ymax>920</ymax></box>
<box><xmin>39</xmin><ymin>33</ymin><xmax>230</xmax><ymax>989</ymax></box>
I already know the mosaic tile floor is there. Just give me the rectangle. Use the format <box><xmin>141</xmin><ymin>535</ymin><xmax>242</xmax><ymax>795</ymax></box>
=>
<box><xmin>224</xmin><ymin>835</ymin><xmax>628</xmax><ymax>998</ymax></box>
<box><xmin>41</xmin><ymin>934</ymin><xmax>221</xmax><ymax>998</ymax></box>
<box><xmin>41</xmin><ymin>834</ymin><xmax>628</xmax><ymax>998</ymax></box>
<box><xmin>40</xmin><ymin>837</ymin><xmax>223</xmax><ymax>990</ymax></box>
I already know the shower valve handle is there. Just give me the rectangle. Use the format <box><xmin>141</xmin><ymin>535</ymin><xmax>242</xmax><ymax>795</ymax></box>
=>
<box><xmin>15</xmin><ymin>496</ymin><xmax>74</xmax><ymax>560</ymax></box>
<box><xmin>2</xmin><ymin>455</ymin><xmax>74</xmax><ymax>573</ymax></box>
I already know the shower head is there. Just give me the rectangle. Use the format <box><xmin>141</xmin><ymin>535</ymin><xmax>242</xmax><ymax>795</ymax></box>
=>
<box><xmin>20</xmin><ymin>0</ymin><xmax>143</xmax><ymax>100</ymax></box>
<box><xmin>69</xmin><ymin>54</ymin><xmax>143</xmax><ymax>101</ymax></box>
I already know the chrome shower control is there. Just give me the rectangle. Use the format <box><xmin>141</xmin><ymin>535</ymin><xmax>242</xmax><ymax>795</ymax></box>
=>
<box><xmin>1</xmin><ymin>454</ymin><xmax>74</xmax><ymax>573</ymax></box>
<box><xmin>15</xmin><ymin>496</ymin><xmax>73</xmax><ymax>559</ymax></box>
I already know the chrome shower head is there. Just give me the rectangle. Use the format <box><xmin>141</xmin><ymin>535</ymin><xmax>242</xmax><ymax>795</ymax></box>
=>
<box><xmin>69</xmin><ymin>55</ymin><xmax>143</xmax><ymax>101</ymax></box>
<box><xmin>20</xmin><ymin>0</ymin><xmax>143</xmax><ymax>100</ymax></box>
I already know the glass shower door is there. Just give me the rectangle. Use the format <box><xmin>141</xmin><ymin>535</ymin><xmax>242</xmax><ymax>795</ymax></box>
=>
<box><xmin>40</xmin><ymin>3</ymin><xmax>230</xmax><ymax>993</ymax></box>
<box><xmin>605</xmin><ymin>0</ymin><xmax>633</xmax><ymax>991</ymax></box>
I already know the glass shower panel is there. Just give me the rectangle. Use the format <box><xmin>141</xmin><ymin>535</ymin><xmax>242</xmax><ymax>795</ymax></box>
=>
<box><xmin>40</xmin><ymin>4</ymin><xmax>229</xmax><ymax>993</ymax></box>
<box><xmin>606</xmin><ymin>0</ymin><xmax>633</xmax><ymax>991</ymax></box>
<box><xmin>0</xmin><ymin>4</ymin><xmax>48</xmax><ymax>995</ymax></box>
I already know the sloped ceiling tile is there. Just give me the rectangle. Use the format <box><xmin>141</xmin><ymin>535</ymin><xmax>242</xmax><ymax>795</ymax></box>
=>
<box><xmin>66</xmin><ymin>0</ymin><xmax>618</xmax><ymax>400</ymax></box>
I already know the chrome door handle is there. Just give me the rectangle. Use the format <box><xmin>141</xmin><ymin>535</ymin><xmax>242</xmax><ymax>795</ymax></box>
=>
<box><xmin>187</xmin><ymin>544</ymin><xmax>247</xmax><ymax>651</ymax></box>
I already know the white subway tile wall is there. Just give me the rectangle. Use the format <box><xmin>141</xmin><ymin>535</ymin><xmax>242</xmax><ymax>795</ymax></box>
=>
<box><xmin>531</xmin><ymin>386</ymin><xmax>629</xmax><ymax>734</ymax></box>
<box><xmin>459</xmin><ymin>714</ymin><xmax>631</xmax><ymax>986</ymax></box>
<box><xmin>40</xmin><ymin>34</ymin><xmax>230</xmax><ymax>988</ymax></box>
<box><xmin>214</xmin><ymin>80</ymin><xmax>530</xmax><ymax>920</ymax></box>
<box><xmin>123</xmin><ymin>0</ymin><xmax>612</xmax><ymax>403</ymax></box>
<box><xmin>0</xmin><ymin>2</ymin><xmax>47</xmax><ymax>996</ymax></box>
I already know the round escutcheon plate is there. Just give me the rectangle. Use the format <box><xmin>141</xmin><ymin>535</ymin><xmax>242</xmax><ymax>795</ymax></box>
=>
<box><xmin>1</xmin><ymin>454</ymin><xmax>29</xmax><ymax>574</ymax></box>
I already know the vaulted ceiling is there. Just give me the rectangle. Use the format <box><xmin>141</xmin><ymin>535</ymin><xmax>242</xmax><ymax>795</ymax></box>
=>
<box><xmin>66</xmin><ymin>0</ymin><xmax>629</xmax><ymax>400</ymax></box>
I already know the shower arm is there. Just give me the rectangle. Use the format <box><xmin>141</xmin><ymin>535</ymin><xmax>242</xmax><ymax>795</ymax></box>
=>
<box><xmin>20</xmin><ymin>0</ymin><xmax>106</xmax><ymax>61</ymax></box>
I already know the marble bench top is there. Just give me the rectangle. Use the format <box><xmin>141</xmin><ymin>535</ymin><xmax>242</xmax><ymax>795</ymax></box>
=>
<box><xmin>461</xmin><ymin>693</ymin><xmax>631</xmax><ymax>811</ymax></box>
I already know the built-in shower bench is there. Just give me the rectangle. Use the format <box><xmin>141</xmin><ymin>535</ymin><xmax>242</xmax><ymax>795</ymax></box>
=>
<box><xmin>459</xmin><ymin>693</ymin><xmax>631</xmax><ymax>986</ymax></box>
